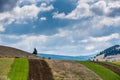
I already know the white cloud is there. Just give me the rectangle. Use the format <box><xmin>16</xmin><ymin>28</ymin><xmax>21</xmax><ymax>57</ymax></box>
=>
<box><xmin>18</xmin><ymin>0</ymin><xmax>54</xmax><ymax>5</ymax></box>
<box><xmin>53</xmin><ymin>2</ymin><xmax>91</xmax><ymax>19</ymax></box>
<box><xmin>13</xmin><ymin>3</ymin><xmax>53</xmax><ymax>23</ymax></box>
<box><xmin>0</xmin><ymin>0</ymin><xmax>120</xmax><ymax>56</ymax></box>
<box><xmin>90</xmin><ymin>1</ymin><xmax>107</xmax><ymax>15</ymax></box>
<box><xmin>13</xmin><ymin>4</ymin><xmax>40</xmax><ymax>20</ymax></box>
<box><xmin>40</xmin><ymin>17</ymin><xmax>47</xmax><ymax>21</ymax></box>
<box><xmin>0</xmin><ymin>2</ymin><xmax>54</xmax><ymax>29</ymax></box>
<box><xmin>85</xmin><ymin>45</ymin><xmax>95</xmax><ymax>50</ymax></box>
<box><xmin>81</xmin><ymin>33</ymin><xmax>120</xmax><ymax>43</ymax></box>
<box><xmin>39</xmin><ymin>3</ymin><xmax>54</xmax><ymax>12</ymax></box>
<box><xmin>53</xmin><ymin>0</ymin><xmax>120</xmax><ymax>30</ymax></box>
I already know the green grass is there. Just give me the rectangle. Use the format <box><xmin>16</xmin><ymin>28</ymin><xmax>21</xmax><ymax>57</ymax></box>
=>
<box><xmin>8</xmin><ymin>58</ymin><xmax>29</xmax><ymax>80</ymax></box>
<box><xmin>78</xmin><ymin>61</ymin><xmax>120</xmax><ymax>80</ymax></box>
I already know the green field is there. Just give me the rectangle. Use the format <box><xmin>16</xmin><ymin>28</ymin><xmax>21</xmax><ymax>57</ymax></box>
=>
<box><xmin>78</xmin><ymin>61</ymin><xmax>120</xmax><ymax>80</ymax></box>
<box><xmin>8</xmin><ymin>58</ymin><xmax>29</xmax><ymax>80</ymax></box>
<box><xmin>0</xmin><ymin>58</ymin><xmax>14</xmax><ymax>80</ymax></box>
<box><xmin>112</xmin><ymin>62</ymin><xmax>120</xmax><ymax>67</ymax></box>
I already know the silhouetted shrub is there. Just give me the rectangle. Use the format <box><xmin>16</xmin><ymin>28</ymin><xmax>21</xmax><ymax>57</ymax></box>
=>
<box><xmin>33</xmin><ymin>48</ymin><xmax>37</xmax><ymax>55</ymax></box>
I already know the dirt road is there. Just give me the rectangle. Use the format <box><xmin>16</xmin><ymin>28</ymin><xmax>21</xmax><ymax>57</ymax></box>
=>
<box><xmin>28</xmin><ymin>59</ymin><xmax>54</xmax><ymax>80</ymax></box>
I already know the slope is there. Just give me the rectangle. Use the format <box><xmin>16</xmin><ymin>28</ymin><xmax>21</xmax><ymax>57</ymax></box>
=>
<box><xmin>0</xmin><ymin>45</ymin><xmax>39</xmax><ymax>58</ymax></box>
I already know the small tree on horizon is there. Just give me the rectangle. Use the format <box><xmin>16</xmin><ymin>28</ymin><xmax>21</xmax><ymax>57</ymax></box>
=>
<box><xmin>33</xmin><ymin>48</ymin><xmax>37</xmax><ymax>55</ymax></box>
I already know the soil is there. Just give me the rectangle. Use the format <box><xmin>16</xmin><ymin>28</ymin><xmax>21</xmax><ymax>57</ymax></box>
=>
<box><xmin>95</xmin><ymin>62</ymin><xmax>120</xmax><ymax>76</ymax></box>
<box><xmin>28</xmin><ymin>59</ymin><xmax>54</xmax><ymax>80</ymax></box>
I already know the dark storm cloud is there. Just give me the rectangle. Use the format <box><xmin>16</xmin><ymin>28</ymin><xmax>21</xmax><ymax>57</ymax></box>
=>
<box><xmin>0</xmin><ymin>0</ymin><xmax>18</xmax><ymax>12</ymax></box>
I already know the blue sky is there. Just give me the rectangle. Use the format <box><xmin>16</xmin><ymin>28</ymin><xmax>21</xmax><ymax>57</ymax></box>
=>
<box><xmin>0</xmin><ymin>0</ymin><xmax>120</xmax><ymax>56</ymax></box>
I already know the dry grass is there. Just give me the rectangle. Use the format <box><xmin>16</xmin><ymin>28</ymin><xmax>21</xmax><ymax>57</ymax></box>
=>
<box><xmin>0</xmin><ymin>76</ymin><xmax>9</xmax><ymax>80</ymax></box>
<box><xmin>0</xmin><ymin>46</ymin><xmax>40</xmax><ymax>59</ymax></box>
<box><xmin>46</xmin><ymin>60</ymin><xmax>102</xmax><ymax>80</ymax></box>
<box><xmin>0</xmin><ymin>58</ymin><xmax>14</xmax><ymax>76</ymax></box>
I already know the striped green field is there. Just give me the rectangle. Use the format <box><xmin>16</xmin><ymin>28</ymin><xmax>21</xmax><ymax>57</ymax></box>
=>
<box><xmin>0</xmin><ymin>58</ymin><xmax>14</xmax><ymax>80</ymax></box>
<box><xmin>112</xmin><ymin>62</ymin><xmax>120</xmax><ymax>67</ymax></box>
<box><xmin>8</xmin><ymin>58</ymin><xmax>29</xmax><ymax>80</ymax></box>
<box><xmin>78</xmin><ymin>61</ymin><xmax>120</xmax><ymax>80</ymax></box>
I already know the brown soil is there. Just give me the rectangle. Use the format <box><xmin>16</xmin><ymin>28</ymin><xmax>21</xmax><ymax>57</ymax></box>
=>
<box><xmin>28</xmin><ymin>59</ymin><xmax>54</xmax><ymax>80</ymax></box>
<box><xmin>46</xmin><ymin>60</ymin><xmax>102</xmax><ymax>80</ymax></box>
<box><xmin>95</xmin><ymin>62</ymin><xmax>120</xmax><ymax>76</ymax></box>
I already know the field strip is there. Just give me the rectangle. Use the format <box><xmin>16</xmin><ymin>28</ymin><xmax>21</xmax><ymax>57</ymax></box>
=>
<box><xmin>94</xmin><ymin>62</ymin><xmax>120</xmax><ymax>76</ymax></box>
<box><xmin>28</xmin><ymin>59</ymin><xmax>53</xmax><ymax>80</ymax></box>
<box><xmin>112</xmin><ymin>62</ymin><xmax>120</xmax><ymax>67</ymax></box>
<box><xmin>78</xmin><ymin>61</ymin><xmax>120</xmax><ymax>80</ymax></box>
<box><xmin>0</xmin><ymin>58</ymin><xmax>14</xmax><ymax>79</ymax></box>
<box><xmin>47</xmin><ymin>60</ymin><xmax>102</xmax><ymax>80</ymax></box>
<box><xmin>8</xmin><ymin>58</ymin><xmax>29</xmax><ymax>80</ymax></box>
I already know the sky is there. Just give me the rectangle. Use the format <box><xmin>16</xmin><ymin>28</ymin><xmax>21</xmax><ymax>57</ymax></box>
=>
<box><xmin>0</xmin><ymin>0</ymin><xmax>120</xmax><ymax>56</ymax></box>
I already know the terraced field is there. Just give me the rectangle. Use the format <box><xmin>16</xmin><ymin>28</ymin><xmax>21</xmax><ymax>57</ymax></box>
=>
<box><xmin>0</xmin><ymin>58</ymin><xmax>120</xmax><ymax>80</ymax></box>
<box><xmin>78</xmin><ymin>61</ymin><xmax>120</xmax><ymax>80</ymax></box>
<box><xmin>94</xmin><ymin>62</ymin><xmax>120</xmax><ymax>76</ymax></box>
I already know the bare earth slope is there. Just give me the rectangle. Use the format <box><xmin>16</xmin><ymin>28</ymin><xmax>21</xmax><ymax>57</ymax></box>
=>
<box><xmin>28</xmin><ymin>59</ymin><xmax>54</xmax><ymax>80</ymax></box>
<box><xmin>0</xmin><ymin>45</ymin><xmax>39</xmax><ymax>58</ymax></box>
<box><xmin>47</xmin><ymin>60</ymin><xmax>102</xmax><ymax>80</ymax></box>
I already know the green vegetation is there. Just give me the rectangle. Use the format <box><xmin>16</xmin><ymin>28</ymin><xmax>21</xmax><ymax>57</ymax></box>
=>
<box><xmin>103</xmin><ymin>62</ymin><xmax>120</xmax><ymax>68</ymax></box>
<box><xmin>112</xmin><ymin>62</ymin><xmax>120</xmax><ymax>67</ymax></box>
<box><xmin>78</xmin><ymin>61</ymin><xmax>120</xmax><ymax>80</ymax></box>
<box><xmin>0</xmin><ymin>58</ymin><xmax>14</xmax><ymax>79</ymax></box>
<box><xmin>8</xmin><ymin>58</ymin><xmax>29</xmax><ymax>80</ymax></box>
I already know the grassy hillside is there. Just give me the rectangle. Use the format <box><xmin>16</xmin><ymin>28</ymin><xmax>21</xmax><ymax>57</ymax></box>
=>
<box><xmin>94</xmin><ymin>62</ymin><xmax>120</xmax><ymax>76</ymax></box>
<box><xmin>8</xmin><ymin>58</ymin><xmax>29</xmax><ymax>80</ymax></box>
<box><xmin>78</xmin><ymin>61</ymin><xmax>120</xmax><ymax>80</ymax></box>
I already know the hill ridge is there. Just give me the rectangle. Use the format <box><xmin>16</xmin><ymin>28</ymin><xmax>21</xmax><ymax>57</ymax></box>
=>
<box><xmin>0</xmin><ymin>45</ymin><xmax>40</xmax><ymax>59</ymax></box>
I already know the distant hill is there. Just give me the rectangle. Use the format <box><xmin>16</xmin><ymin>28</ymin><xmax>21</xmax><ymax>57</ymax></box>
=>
<box><xmin>91</xmin><ymin>45</ymin><xmax>120</xmax><ymax>62</ymax></box>
<box><xmin>0</xmin><ymin>45</ymin><xmax>40</xmax><ymax>59</ymax></box>
<box><xmin>38</xmin><ymin>53</ymin><xmax>95</xmax><ymax>61</ymax></box>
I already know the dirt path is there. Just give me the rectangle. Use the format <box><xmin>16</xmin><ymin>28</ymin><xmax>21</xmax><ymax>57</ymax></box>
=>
<box><xmin>28</xmin><ymin>59</ymin><xmax>54</xmax><ymax>80</ymax></box>
<box><xmin>95</xmin><ymin>62</ymin><xmax>120</xmax><ymax>76</ymax></box>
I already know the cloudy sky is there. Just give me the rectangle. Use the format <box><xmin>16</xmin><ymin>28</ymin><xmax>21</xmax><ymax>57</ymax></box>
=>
<box><xmin>0</xmin><ymin>0</ymin><xmax>120</xmax><ymax>56</ymax></box>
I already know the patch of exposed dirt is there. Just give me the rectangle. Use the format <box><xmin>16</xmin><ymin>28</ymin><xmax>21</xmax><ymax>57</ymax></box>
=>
<box><xmin>46</xmin><ymin>60</ymin><xmax>102</xmax><ymax>80</ymax></box>
<box><xmin>28</xmin><ymin>59</ymin><xmax>54</xmax><ymax>80</ymax></box>
<box><xmin>95</xmin><ymin>62</ymin><xmax>120</xmax><ymax>76</ymax></box>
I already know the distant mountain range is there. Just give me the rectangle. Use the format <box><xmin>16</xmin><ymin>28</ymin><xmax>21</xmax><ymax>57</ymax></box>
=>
<box><xmin>91</xmin><ymin>45</ymin><xmax>120</xmax><ymax>62</ymax></box>
<box><xmin>38</xmin><ymin>53</ymin><xmax>95</xmax><ymax>61</ymax></box>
